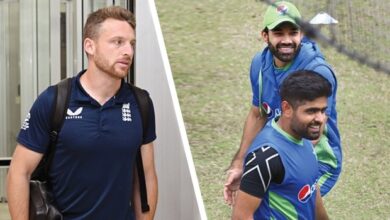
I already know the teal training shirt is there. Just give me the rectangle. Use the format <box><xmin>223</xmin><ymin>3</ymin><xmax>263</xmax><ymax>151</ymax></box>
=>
<box><xmin>245</xmin><ymin>119</ymin><xmax>319</xmax><ymax>220</ymax></box>
<box><xmin>249</xmin><ymin>38</ymin><xmax>341</xmax><ymax>196</ymax></box>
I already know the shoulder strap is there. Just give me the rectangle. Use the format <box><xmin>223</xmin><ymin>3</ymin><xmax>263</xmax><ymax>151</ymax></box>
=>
<box><xmin>31</xmin><ymin>78</ymin><xmax>72</xmax><ymax>181</ymax></box>
<box><xmin>130</xmin><ymin>85</ymin><xmax>149</xmax><ymax>138</ymax></box>
<box><xmin>129</xmin><ymin>84</ymin><xmax>150</xmax><ymax>213</ymax></box>
<box><xmin>44</xmin><ymin>78</ymin><xmax>72</xmax><ymax>178</ymax></box>
<box><xmin>51</xmin><ymin>78</ymin><xmax>73</xmax><ymax>137</ymax></box>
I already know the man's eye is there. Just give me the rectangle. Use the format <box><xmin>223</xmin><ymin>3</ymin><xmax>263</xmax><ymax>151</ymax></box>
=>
<box><xmin>114</xmin><ymin>40</ymin><xmax>122</xmax><ymax>45</ymax></box>
<box><xmin>307</xmin><ymin>109</ymin><xmax>316</xmax><ymax>114</ymax></box>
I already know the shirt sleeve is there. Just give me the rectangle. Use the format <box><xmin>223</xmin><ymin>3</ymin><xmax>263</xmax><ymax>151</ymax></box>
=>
<box><xmin>142</xmin><ymin>92</ymin><xmax>157</xmax><ymax>145</ymax></box>
<box><xmin>250</xmin><ymin>53</ymin><xmax>263</xmax><ymax>107</ymax></box>
<box><xmin>17</xmin><ymin>86</ymin><xmax>56</xmax><ymax>153</ymax></box>
<box><xmin>239</xmin><ymin>146</ymin><xmax>284</xmax><ymax>199</ymax></box>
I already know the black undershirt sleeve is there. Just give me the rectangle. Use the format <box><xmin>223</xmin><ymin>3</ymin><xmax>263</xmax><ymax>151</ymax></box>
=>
<box><xmin>239</xmin><ymin>145</ymin><xmax>285</xmax><ymax>199</ymax></box>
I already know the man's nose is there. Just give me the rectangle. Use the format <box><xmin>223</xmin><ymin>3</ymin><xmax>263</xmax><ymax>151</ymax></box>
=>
<box><xmin>314</xmin><ymin>111</ymin><xmax>326</xmax><ymax>123</ymax></box>
<box><xmin>280</xmin><ymin>34</ymin><xmax>293</xmax><ymax>44</ymax></box>
<box><xmin>123</xmin><ymin>43</ymin><xmax>134</xmax><ymax>57</ymax></box>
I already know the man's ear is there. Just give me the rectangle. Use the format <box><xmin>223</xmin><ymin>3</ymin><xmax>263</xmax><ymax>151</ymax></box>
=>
<box><xmin>261</xmin><ymin>31</ymin><xmax>269</xmax><ymax>43</ymax></box>
<box><xmin>84</xmin><ymin>38</ymin><xmax>95</xmax><ymax>56</ymax></box>
<box><xmin>281</xmin><ymin>100</ymin><xmax>293</xmax><ymax>118</ymax></box>
<box><xmin>300</xmin><ymin>31</ymin><xmax>305</xmax><ymax>41</ymax></box>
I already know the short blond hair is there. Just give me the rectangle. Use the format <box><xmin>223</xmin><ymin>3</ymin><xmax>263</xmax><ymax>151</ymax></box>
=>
<box><xmin>83</xmin><ymin>6</ymin><xmax>135</xmax><ymax>42</ymax></box>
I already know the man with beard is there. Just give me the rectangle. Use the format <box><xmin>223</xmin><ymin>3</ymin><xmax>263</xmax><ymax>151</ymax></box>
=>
<box><xmin>7</xmin><ymin>6</ymin><xmax>157</xmax><ymax>220</ymax></box>
<box><xmin>231</xmin><ymin>70</ymin><xmax>330</xmax><ymax>220</ymax></box>
<box><xmin>224</xmin><ymin>1</ymin><xmax>341</xmax><ymax>204</ymax></box>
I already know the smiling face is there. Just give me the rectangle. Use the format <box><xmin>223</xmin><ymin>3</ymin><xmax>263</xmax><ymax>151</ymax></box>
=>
<box><xmin>262</xmin><ymin>22</ymin><xmax>303</xmax><ymax>67</ymax></box>
<box><xmin>84</xmin><ymin>18</ymin><xmax>135</xmax><ymax>79</ymax></box>
<box><xmin>287</xmin><ymin>96</ymin><xmax>328</xmax><ymax>140</ymax></box>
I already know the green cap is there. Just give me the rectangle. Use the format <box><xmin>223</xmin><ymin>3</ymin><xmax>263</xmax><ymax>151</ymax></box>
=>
<box><xmin>262</xmin><ymin>1</ymin><xmax>301</xmax><ymax>31</ymax></box>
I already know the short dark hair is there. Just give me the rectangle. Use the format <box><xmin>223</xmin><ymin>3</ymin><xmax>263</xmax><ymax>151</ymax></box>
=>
<box><xmin>280</xmin><ymin>70</ymin><xmax>332</xmax><ymax>108</ymax></box>
<box><xmin>83</xmin><ymin>6</ymin><xmax>135</xmax><ymax>42</ymax></box>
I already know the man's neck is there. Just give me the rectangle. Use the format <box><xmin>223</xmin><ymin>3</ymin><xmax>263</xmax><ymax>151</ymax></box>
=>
<box><xmin>80</xmin><ymin>69</ymin><xmax>122</xmax><ymax>106</ymax></box>
<box><xmin>273</xmin><ymin>58</ymin><xmax>292</xmax><ymax>70</ymax></box>
<box><xmin>276</xmin><ymin>116</ymin><xmax>301</xmax><ymax>141</ymax></box>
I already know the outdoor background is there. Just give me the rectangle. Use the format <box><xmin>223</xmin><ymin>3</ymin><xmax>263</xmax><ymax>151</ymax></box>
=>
<box><xmin>155</xmin><ymin>0</ymin><xmax>390</xmax><ymax>219</ymax></box>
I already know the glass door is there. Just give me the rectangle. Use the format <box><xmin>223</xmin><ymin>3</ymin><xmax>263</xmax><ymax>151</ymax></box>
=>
<box><xmin>0</xmin><ymin>0</ymin><xmax>135</xmax><ymax>204</ymax></box>
<box><xmin>0</xmin><ymin>0</ymin><xmax>20</xmax><ymax>201</ymax></box>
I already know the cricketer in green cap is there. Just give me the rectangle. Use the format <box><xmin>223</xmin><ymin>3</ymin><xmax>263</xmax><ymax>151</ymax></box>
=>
<box><xmin>262</xmin><ymin>1</ymin><xmax>301</xmax><ymax>31</ymax></box>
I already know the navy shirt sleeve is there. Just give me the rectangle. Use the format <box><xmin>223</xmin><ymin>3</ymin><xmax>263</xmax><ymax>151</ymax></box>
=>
<box><xmin>240</xmin><ymin>146</ymin><xmax>284</xmax><ymax>199</ymax></box>
<box><xmin>142</xmin><ymin>92</ymin><xmax>156</xmax><ymax>145</ymax></box>
<box><xmin>17</xmin><ymin>86</ymin><xmax>56</xmax><ymax>153</ymax></box>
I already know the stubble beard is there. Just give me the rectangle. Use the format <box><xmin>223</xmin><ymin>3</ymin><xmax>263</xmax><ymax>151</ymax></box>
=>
<box><xmin>290</xmin><ymin>117</ymin><xmax>322</xmax><ymax>141</ymax></box>
<box><xmin>94</xmin><ymin>52</ymin><xmax>130</xmax><ymax>79</ymax></box>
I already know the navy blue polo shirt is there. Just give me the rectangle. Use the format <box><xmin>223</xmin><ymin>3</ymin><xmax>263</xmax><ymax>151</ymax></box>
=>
<box><xmin>18</xmin><ymin>70</ymin><xmax>156</xmax><ymax>219</ymax></box>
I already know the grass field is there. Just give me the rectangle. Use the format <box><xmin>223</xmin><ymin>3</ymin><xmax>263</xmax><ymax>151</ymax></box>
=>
<box><xmin>155</xmin><ymin>0</ymin><xmax>390</xmax><ymax>219</ymax></box>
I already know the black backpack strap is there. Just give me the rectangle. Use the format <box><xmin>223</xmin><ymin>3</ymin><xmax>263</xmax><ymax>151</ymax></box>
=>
<box><xmin>131</xmin><ymin>85</ymin><xmax>149</xmax><ymax>139</ymax></box>
<box><xmin>129</xmin><ymin>84</ymin><xmax>150</xmax><ymax>213</ymax></box>
<box><xmin>43</xmin><ymin>78</ymin><xmax>72</xmax><ymax>178</ymax></box>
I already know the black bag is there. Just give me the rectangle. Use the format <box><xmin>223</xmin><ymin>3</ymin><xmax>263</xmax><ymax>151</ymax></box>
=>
<box><xmin>29</xmin><ymin>78</ymin><xmax>71</xmax><ymax>220</ymax></box>
<box><xmin>29</xmin><ymin>181</ymin><xmax>63</xmax><ymax>220</ymax></box>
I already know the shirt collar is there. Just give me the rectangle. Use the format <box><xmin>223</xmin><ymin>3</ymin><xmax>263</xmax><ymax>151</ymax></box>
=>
<box><xmin>72</xmin><ymin>70</ymin><xmax>132</xmax><ymax>105</ymax></box>
<box><xmin>113</xmin><ymin>82</ymin><xmax>132</xmax><ymax>104</ymax></box>
<box><xmin>73</xmin><ymin>70</ymin><xmax>91</xmax><ymax>103</ymax></box>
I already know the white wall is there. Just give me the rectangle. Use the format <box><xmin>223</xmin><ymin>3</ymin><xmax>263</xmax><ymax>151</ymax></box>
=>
<box><xmin>135</xmin><ymin>1</ymin><xmax>207</xmax><ymax>219</ymax></box>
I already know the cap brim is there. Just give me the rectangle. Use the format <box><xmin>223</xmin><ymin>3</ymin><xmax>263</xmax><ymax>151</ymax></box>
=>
<box><xmin>267</xmin><ymin>18</ymin><xmax>299</xmax><ymax>30</ymax></box>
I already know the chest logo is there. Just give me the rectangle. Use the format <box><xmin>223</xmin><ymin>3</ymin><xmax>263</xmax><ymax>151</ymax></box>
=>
<box><xmin>297</xmin><ymin>179</ymin><xmax>318</xmax><ymax>203</ymax></box>
<box><xmin>261</xmin><ymin>102</ymin><xmax>282</xmax><ymax>119</ymax></box>
<box><xmin>262</xmin><ymin>102</ymin><xmax>272</xmax><ymax>116</ymax></box>
<box><xmin>122</xmin><ymin>103</ymin><xmax>132</xmax><ymax>122</ymax></box>
<box><xmin>66</xmin><ymin>107</ymin><xmax>83</xmax><ymax>119</ymax></box>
